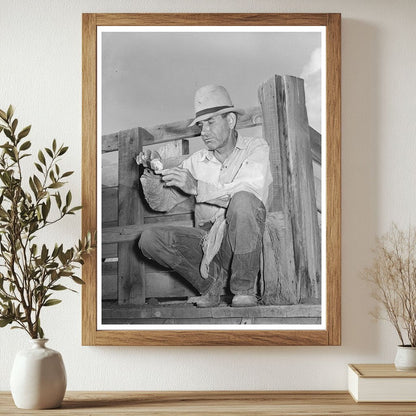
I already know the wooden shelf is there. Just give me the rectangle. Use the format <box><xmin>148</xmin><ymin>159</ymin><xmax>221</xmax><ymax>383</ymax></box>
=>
<box><xmin>1</xmin><ymin>391</ymin><xmax>416</xmax><ymax>415</ymax></box>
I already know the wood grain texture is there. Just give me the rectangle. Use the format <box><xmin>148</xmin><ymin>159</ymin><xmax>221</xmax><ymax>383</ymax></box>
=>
<box><xmin>349</xmin><ymin>364</ymin><xmax>416</xmax><ymax>378</ymax></box>
<box><xmin>81</xmin><ymin>13</ymin><xmax>98</xmax><ymax>346</ymax></box>
<box><xmin>1</xmin><ymin>391</ymin><xmax>416</xmax><ymax>415</ymax></box>
<box><xmin>282</xmin><ymin>75</ymin><xmax>321</xmax><ymax>301</ymax></box>
<box><xmin>82</xmin><ymin>13</ymin><xmax>341</xmax><ymax>346</ymax></box>
<box><xmin>258</xmin><ymin>77</ymin><xmax>297</xmax><ymax>305</ymax></box>
<box><xmin>117</xmin><ymin>128</ymin><xmax>146</xmax><ymax>305</ymax></box>
<box><xmin>95</xmin><ymin>13</ymin><xmax>330</xmax><ymax>26</ymax></box>
<box><xmin>102</xmin><ymin>304</ymin><xmax>320</xmax><ymax>321</ymax></box>
<box><xmin>326</xmin><ymin>13</ymin><xmax>342</xmax><ymax>346</ymax></box>
<box><xmin>91</xmin><ymin>329</ymin><xmax>329</xmax><ymax>346</ymax></box>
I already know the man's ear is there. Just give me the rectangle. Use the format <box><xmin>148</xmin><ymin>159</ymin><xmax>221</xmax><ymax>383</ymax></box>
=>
<box><xmin>226</xmin><ymin>112</ymin><xmax>237</xmax><ymax>130</ymax></box>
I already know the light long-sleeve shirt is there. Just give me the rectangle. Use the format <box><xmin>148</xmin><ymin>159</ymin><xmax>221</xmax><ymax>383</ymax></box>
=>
<box><xmin>140</xmin><ymin>135</ymin><xmax>272</xmax><ymax>226</ymax></box>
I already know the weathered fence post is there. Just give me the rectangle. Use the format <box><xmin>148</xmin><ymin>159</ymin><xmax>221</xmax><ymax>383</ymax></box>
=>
<box><xmin>259</xmin><ymin>77</ymin><xmax>297</xmax><ymax>304</ymax></box>
<box><xmin>259</xmin><ymin>75</ymin><xmax>321</xmax><ymax>304</ymax></box>
<box><xmin>117</xmin><ymin>127</ymin><xmax>149</xmax><ymax>304</ymax></box>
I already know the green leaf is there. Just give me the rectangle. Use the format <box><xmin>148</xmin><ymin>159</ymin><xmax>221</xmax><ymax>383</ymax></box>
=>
<box><xmin>65</xmin><ymin>190</ymin><xmax>72</xmax><ymax>207</ymax></box>
<box><xmin>6</xmin><ymin>105</ymin><xmax>14</xmax><ymax>122</ymax></box>
<box><xmin>48</xmin><ymin>182</ymin><xmax>64</xmax><ymax>189</ymax></box>
<box><xmin>0</xmin><ymin>109</ymin><xmax>7</xmax><ymax>121</ymax></box>
<box><xmin>38</xmin><ymin>150</ymin><xmax>46</xmax><ymax>165</ymax></box>
<box><xmin>61</xmin><ymin>171</ymin><xmax>74</xmax><ymax>178</ymax></box>
<box><xmin>31</xmin><ymin>244</ymin><xmax>38</xmax><ymax>256</ymax></box>
<box><xmin>45</xmin><ymin>148</ymin><xmax>53</xmax><ymax>158</ymax></box>
<box><xmin>38</xmin><ymin>325</ymin><xmax>44</xmax><ymax>339</ymax></box>
<box><xmin>69</xmin><ymin>206</ymin><xmax>82</xmax><ymax>212</ymax></box>
<box><xmin>55</xmin><ymin>192</ymin><xmax>62</xmax><ymax>208</ymax></box>
<box><xmin>52</xmin><ymin>139</ymin><xmax>57</xmax><ymax>152</ymax></box>
<box><xmin>11</xmin><ymin>118</ymin><xmax>18</xmax><ymax>133</ymax></box>
<box><xmin>71</xmin><ymin>276</ymin><xmax>85</xmax><ymax>285</ymax></box>
<box><xmin>50</xmin><ymin>285</ymin><xmax>68</xmax><ymax>291</ymax></box>
<box><xmin>41</xmin><ymin>202</ymin><xmax>50</xmax><ymax>220</ymax></box>
<box><xmin>0</xmin><ymin>317</ymin><xmax>13</xmax><ymax>327</ymax></box>
<box><xmin>17</xmin><ymin>125</ymin><xmax>31</xmax><ymax>140</ymax></box>
<box><xmin>34</xmin><ymin>162</ymin><xmax>43</xmax><ymax>173</ymax></box>
<box><xmin>4</xmin><ymin>129</ymin><xmax>12</xmax><ymax>140</ymax></box>
<box><xmin>41</xmin><ymin>244</ymin><xmax>48</xmax><ymax>262</ymax></box>
<box><xmin>58</xmin><ymin>146</ymin><xmax>68</xmax><ymax>156</ymax></box>
<box><xmin>19</xmin><ymin>140</ymin><xmax>31</xmax><ymax>151</ymax></box>
<box><xmin>43</xmin><ymin>299</ymin><xmax>62</xmax><ymax>307</ymax></box>
<box><xmin>33</xmin><ymin>175</ymin><xmax>42</xmax><ymax>192</ymax></box>
<box><xmin>29</xmin><ymin>177</ymin><xmax>38</xmax><ymax>197</ymax></box>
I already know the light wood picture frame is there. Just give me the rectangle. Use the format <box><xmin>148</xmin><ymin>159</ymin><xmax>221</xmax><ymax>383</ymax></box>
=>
<box><xmin>82</xmin><ymin>13</ymin><xmax>341</xmax><ymax>346</ymax></box>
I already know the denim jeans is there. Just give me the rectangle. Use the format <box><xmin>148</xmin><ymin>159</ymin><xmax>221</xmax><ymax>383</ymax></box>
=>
<box><xmin>139</xmin><ymin>191</ymin><xmax>266</xmax><ymax>296</ymax></box>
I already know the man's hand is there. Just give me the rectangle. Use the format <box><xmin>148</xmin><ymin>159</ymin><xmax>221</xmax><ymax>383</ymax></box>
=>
<box><xmin>158</xmin><ymin>167</ymin><xmax>197</xmax><ymax>195</ymax></box>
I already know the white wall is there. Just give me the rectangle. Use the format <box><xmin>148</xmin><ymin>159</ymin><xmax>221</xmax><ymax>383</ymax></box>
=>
<box><xmin>1</xmin><ymin>0</ymin><xmax>416</xmax><ymax>391</ymax></box>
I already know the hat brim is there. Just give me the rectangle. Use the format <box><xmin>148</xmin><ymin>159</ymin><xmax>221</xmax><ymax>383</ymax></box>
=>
<box><xmin>189</xmin><ymin>107</ymin><xmax>245</xmax><ymax>127</ymax></box>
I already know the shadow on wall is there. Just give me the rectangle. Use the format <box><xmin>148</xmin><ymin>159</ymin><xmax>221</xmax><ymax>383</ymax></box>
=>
<box><xmin>341</xmin><ymin>19</ymin><xmax>382</xmax><ymax>355</ymax></box>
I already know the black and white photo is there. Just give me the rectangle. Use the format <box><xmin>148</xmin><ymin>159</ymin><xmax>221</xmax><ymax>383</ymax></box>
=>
<box><xmin>99</xmin><ymin>27</ymin><xmax>325</xmax><ymax>328</ymax></box>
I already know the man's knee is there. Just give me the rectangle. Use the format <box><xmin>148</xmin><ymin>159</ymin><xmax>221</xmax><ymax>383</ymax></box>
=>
<box><xmin>138</xmin><ymin>228</ymin><xmax>163</xmax><ymax>259</ymax></box>
<box><xmin>227</xmin><ymin>191</ymin><xmax>264</xmax><ymax>220</ymax></box>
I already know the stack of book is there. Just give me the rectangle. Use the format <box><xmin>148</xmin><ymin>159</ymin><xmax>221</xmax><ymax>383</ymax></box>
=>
<box><xmin>348</xmin><ymin>364</ymin><xmax>416</xmax><ymax>402</ymax></box>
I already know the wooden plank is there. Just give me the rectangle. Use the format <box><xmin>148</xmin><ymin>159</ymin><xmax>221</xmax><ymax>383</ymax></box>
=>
<box><xmin>350</xmin><ymin>364</ymin><xmax>416</xmax><ymax>379</ymax></box>
<box><xmin>102</xmin><ymin>106</ymin><xmax>263</xmax><ymax>152</ymax></box>
<box><xmin>102</xmin><ymin>273</ymin><xmax>117</xmax><ymax>300</ymax></box>
<box><xmin>103</xmin><ymin>220</ymin><xmax>193</xmax><ymax>245</ymax></box>
<box><xmin>81</xmin><ymin>12</ymin><xmax>98</xmax><ymax>347</ymax></box>
<box><xmin>102</xmin><ymin>262</ymin><xmax>197</xmax><ymax>299</ymax></box>
<box><xmin>145</xmin><ymin>271</ymin><xmax>197</xmax><ymax>298</ymax></box>
<box><xmin>102</xmin><ymin>303</ymin><xmax>321</xmax><ymax>320</ymax></box>
<box><xmin>102</xmin><ymin>186</ymin><xmax>118</xmax><ymax>224</ymax></box>
<box><xmin>144</xmin><ymin>215</ymin><xmax>193</xmax><ymax>226</ymax></box>
<box><xmin>102</xmin><ymin>243</ymin><xmax>117</xmax><ymax>259</ymax></box>
<box><xmin>309</xmin><ymin>126</ymin><xmax>322</xmax><ymax>165</ymax></box>
<box><xmin>326</xmin><ymin>12</ymin><xmax>342</xmax><ymax>347</ymax></box>
<box><xmin>103</xmin><ymin>317</ymin><xmax>321</xmax><ymax>325</ymax></box>
<box><xmin>258</xmin><ymin>77</ymin><xmax>297</xmax><ymax>304</ymax></box>
<box><xmin>281</xmin><ymin>75</ymin><xmax>321</xmax><ymax>301</ymax></box>
<box><xmin>261</xmin><ymin>212</ymin><xmax>297</xmax><ymax>304</ymax></box>
<box><xmin>95</xmin><ymin>13</ymin><xmax>331</xmax><ymax>27</ymax></box>
<box><xmin>150</xmin><ymin>139</ymin><xmax>189</xmax><ymax>159</ymax></box>
<box><xmin>4</xmin><ymin>390</ymin><xmax>416</xmax><ymax>415</ymax></box>
<box><xmin>117</xmin><ymin>128</ymin><xmax>148</xmax><ymax>304</ymax></box>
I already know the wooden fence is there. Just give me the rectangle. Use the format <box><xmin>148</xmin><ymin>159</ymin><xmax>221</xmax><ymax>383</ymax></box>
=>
<box><xmin>101</xmin><ymin>75</ymin><xmax>321</xmax><ymax>308</ymax></box>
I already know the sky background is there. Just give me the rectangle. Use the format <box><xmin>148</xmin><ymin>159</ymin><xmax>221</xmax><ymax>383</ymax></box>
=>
<box><xmin>101</xmin><ymin>29</ymin><xmax>322</xmax><ymax>135</ymax></box>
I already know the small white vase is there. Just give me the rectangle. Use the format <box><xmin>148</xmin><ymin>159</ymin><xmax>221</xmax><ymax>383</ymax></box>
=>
<box><xmin>394</xmin><ymin>345</ymin><xmax>416</xmax><ymax>371</ymax></box>
<box><xmin>10</xmin><ymin>338</ymin><xmax>67</xmax><ymax>409</ymax></box>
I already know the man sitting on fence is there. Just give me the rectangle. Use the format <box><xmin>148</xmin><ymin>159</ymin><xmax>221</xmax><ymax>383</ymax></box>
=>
<box><xmin>138</xmin><ymin>85</ymin><xmax>272</xmax><ymax>307</ymax></box>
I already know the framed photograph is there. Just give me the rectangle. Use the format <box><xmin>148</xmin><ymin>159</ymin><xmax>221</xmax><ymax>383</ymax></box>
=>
<box><xmin>82</xmin><ymin>13</ymin><xmax>341</xmax><ymax>346</ymax></box>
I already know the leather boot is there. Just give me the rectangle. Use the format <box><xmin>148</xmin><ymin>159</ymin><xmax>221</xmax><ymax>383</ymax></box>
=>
<box><xmin>188</xmin><ymin>269</ymin><xmax>226</xmax><ymax>308</ymax></box>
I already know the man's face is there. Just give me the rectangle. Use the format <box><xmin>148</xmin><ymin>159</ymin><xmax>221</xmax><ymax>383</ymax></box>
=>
<box><xmin>197</xmin><ymin>114</ymin><xmax>232</xmax><ymax>152</ymax></box>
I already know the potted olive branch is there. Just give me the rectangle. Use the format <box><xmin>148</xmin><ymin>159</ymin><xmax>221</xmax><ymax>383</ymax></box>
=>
<box><xmin>0</xmin><ymin>105</ymin><xmax>94</xmax><ymax>339</ymax></box>
<box><xmin>0</xmin><ymin>105</ymin><xmax>94</xmax><ymax>409</ymax></box>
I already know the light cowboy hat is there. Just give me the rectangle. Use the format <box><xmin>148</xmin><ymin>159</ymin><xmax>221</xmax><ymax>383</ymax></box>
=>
<box><xmin>189</xmin><ymin>85</ymin><xmax>244</xmax><ymax>127</ymax></box>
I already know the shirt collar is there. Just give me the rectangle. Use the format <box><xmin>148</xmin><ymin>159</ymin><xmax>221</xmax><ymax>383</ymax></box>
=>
<box><xmin>199</xmin><ymin>133</ymin><xmax>248</xmax><ymax>161</ymax></box>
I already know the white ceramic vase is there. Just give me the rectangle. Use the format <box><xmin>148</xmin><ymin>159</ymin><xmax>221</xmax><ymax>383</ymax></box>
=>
<box><xmin>10</xmin><ymin>338</ymin><xmax>67</xmax><ymax>409</ymax></box>
<box><xmin>394</xmin><ymin>345</ymin><xmax>416</xmax><ymax>371</ymax></box>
